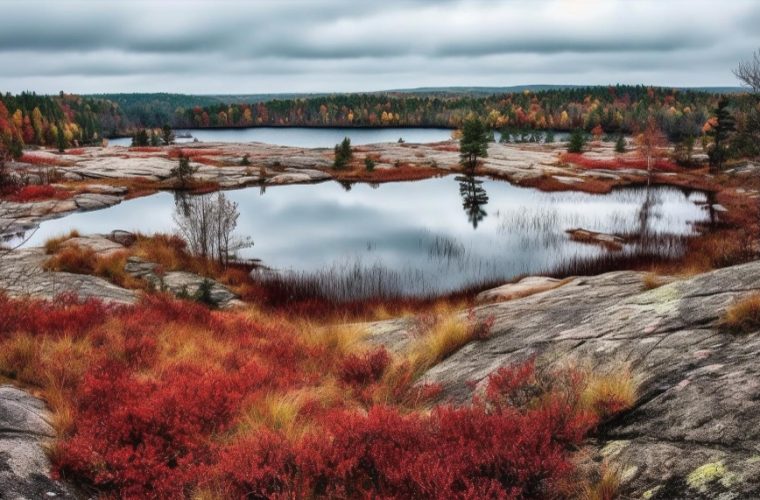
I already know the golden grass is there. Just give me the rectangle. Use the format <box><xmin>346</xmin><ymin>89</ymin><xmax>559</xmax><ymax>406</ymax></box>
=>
<box><xmin>722</xmin><ymin>293</ymin><xmax>760</xmax><ymax>333</ymax></box>
<box><xmin>579</xmin><ymin>366</ymin><xmax>638</xmax><ymax>420</ymax></box>
<box><xmin>642</xmin><ymin>272</ymin><xmax>665</xmax><ymax>290</ymax></box>
<box><xmin>405</xmin><ymin>314</ymin><xmax>473</xmax><ymax>377</ymax></box>
<box><xmin>579</xmin><ymin>466</ymin><xmax>621</xmax><ymax>500</ymax></box>
<box><xmin>237</xmin><ymin>392</ymin><xmax>306</xmax><ymax>439</ymax></box>
<box><xmin>43</xmin><ymin>230</ymin><xmax>80</xmax><ymax>254</ymax></box>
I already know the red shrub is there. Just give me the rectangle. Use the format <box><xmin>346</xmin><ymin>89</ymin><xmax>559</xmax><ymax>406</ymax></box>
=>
<box><xmin>67</xmin><ymin>148</ymin><xmax>86</xmax><ymax>155</ymax></box>
<box><xmin>7</xmin><ymin>184</ymin><xmax>70</xmax><ymax>202</ymax></box>
<box><xmin>0</xmin><ymin>293</ymin><xmax>115</xmax><ymax>337</ymax></box>
<box><xmin>338</xmin><ymin>348</ymin><xmax>391</xmax><ymax>386</ymax></box>
<box><xmin>561</xmin><ymin>153</ymin><xmax>681</xmax><ymax>172</ymax></box>
<box><xmin>20</xmin><ymin>153</ymin><xmax>62</xmax><ymax>166</ymax></box>
<box><xmin>128</xmin><ymin>146</ymin><xmax>162</xmax><ymax>153</ymax></box>
<box><xmin>167</xmin><ymin>148</ymin><xmax>223</xmax><ymax>159</ymax></box>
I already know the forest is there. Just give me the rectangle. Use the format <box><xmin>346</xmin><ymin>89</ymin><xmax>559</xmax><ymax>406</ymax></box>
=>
<box><xmin>0</xmin><ymin>86</ymin><xmax>757</xmax><ymax>153</ymax></box>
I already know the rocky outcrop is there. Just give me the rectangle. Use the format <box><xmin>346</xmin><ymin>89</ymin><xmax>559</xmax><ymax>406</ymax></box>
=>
<box><xmin>367</xmin><ymin>263</ymin><xmax>760</xmax><ymax>498</ymax></box>
<box><xmin>0</xmin><ymin>248</ymin><xmax>137</xmax><ymax>304</ymax></box>
<box><xmin>124</xmin><ymin>256</ymin><xmax>242</xmax><ymax>308</ymax></box>
<box><xmin>0</xmin><ymin>386</ymin><xmax>75</xmax><ymax>498</ymax></box>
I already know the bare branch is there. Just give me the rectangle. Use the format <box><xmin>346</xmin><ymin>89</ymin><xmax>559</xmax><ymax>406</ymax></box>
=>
<box><xmin>734</xmin><ymin>49</ymin><xmax>760</xmax><ymax>94</ymax></box>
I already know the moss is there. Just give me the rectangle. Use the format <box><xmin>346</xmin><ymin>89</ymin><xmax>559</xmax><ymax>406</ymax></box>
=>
<box><xmin>686</xmin><ymin>461</ymin><xmax>734</xmax><ymax>492</ymax></box>
<box><xmin>642</xmin><ymin>485</ymin><xmax>662</xmax><ymax>499</ymax></box>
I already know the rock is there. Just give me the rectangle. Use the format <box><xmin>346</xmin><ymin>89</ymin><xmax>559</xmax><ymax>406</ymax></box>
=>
<box><xmin>108</xmin><ymin>230</ymin><xmax>137</xmax><ymax>247</ymax></box>
<box><xmin>363</xmin><ymin>262</ymin><xmax>760</xmax><ymax>498</ymax></box>
<box><xmin>62</xmin><ymin>172</ymin><xmax>83</xmax><ymax>181</ymax></box>
<box><xmin>124</xmin><ymin>256</ymin><xmax>240</xmax><ymax>308</ymax></box>
<box><xmin>0</xmin><ymin>248</ymin><xmax>137</xmax><ymax>305</ymax></box>
<box><xmin>475</xmin><ymin>276</ymin><xmax>568</xmax><ymax>303</ymax></box>
<box><xmin>84</xmin><ymin>184</ymin><xmax>129</xmax><ymax>195</ymax></box>
<box><xmin>73</xmin><ymin>193</ymin><xmax>121</xmax><ymax>211</ymax></box>
<box><xmin>0</xmin><ymin>386</ymin><xmax>75</xmax><ymax>498</ymax></box>
<box><xmin>566</xmin><ymin>227</ymin><xmax>624</xmax><ymax>251</ymax></box>
<box><xmin>267</xmin><ymin>173</ymin><xmax>320</xmax><ymax>184</ymax></box>
<box><xmin>62</xmin><ymin>235</ymin><xmax>125</xmax><ymax>255</ymax></box>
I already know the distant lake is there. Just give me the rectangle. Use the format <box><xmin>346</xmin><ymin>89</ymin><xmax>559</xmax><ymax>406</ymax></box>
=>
<box><xmin>17</xmin><ymin>176</ymin><xmax>710</xmax><ymax>298</ymax></box>
<box><xmin>107</xmin><ymin>127</ymin><xmax>570</xmax><ymax>148</ymax></box>
<box><xmin>108</xmin><ymin>127</ymin><xmax>455</xmax><ymax>148</ymax></box>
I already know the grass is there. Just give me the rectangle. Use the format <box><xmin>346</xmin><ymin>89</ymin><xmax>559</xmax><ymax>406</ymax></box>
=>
<box><xmin>579</xmin><ymin>366</ymin><xmax>639</xmax><ymax>419</ymax></box>
<box><xmin>722</xmin><ymin>293</ymin><xmax>760</xmax><ymax>333</ymax></box>
<box><xmin>642</xmin><ymin>272</ymin><xmax>666</xmax><ymax>290</ymax></box>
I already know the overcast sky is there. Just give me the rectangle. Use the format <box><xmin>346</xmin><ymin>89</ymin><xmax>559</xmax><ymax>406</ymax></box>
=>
<box><xmin>1</xmin><ymin>0</ymin><xmax>758</xmax><ymax>95</ymax></box>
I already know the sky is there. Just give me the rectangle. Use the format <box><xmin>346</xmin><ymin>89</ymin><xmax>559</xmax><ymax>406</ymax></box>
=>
<box><xmin>1</xmin><ymin>0</ymin><xmax>758</xmax><ymax>95</ymax></box>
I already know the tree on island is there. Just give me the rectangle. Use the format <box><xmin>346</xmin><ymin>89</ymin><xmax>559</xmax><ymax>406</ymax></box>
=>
<box><xmin>567</xmin><ymin>129</ymin><xmax>587</xmax><ymax>153</ymax></box>
<box><xmin>131</xmin><ymin>129</ymin><xmax>149</xmax><ymax>147</ymax></box>
<box><xmin>333</xmin><ymin>137</ymin><xmax>352</xmax><ymax>169</ymax></box>
<box><xmin>459</xmin><ymin>116</ymin><xmax>489</xmax><ymax>172</ymax></box>
<box><xmin>705</xmin><ymin>98</ymin><xmax>736</xmax><ymax>171</ymax></box>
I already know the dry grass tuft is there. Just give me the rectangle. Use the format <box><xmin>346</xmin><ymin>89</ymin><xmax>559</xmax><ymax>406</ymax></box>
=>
<box><xmin>579</xmin><ymin>466</ymin><xmax>621</xmax><ymax>500</ymax></box>
<box><xmin>642</xmin><ymin>272</ymin><xmax>665</xmax><ymax>290</ymax></box>
<box><xmin>722</xmin><ymin>293</ymin><xmax>760</xmax><ymax>333</ymax></box>
<box><xmin>43</xmin><ymin>230</ymin><xmax>80</xmax><ymax>255</ymax></box>
<box><xmin>580</xmin><ymin>366</ymin><xmax>638</xmax><ymax>420</ymax></box>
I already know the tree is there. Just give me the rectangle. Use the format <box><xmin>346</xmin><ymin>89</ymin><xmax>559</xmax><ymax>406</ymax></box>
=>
<box><xmin>459</xmin><ymin>117</ymin><xmax>489</xmax><ymax>171</ymax></box>
<box><xmin>567</xmin><ymin>129</ymin><xmax>587</xmax><ymax>153</ymax></box>
<box><xmin>364</xmin><ymin>157</ymin><xmax>375</xmax><ymax>171</ymax></box>
<box><xmin>131</xmin><ymin>129</ymin><xmax>149</xmax><ymax>147</ymax></box>
<box><xmin>333</xmin><ymin>137</ymin><xmax>352</xmax><ymax>169</ymax></box>
<box><xmin>56</xmin><ymin>124</ymin><xmax>68</xmax><ymax>153</ymax></box>
<box><xmin>173</xmin><ymin>191</ymin><xmax>253</xmax><ymax>266</ymax></box>
<box><xmin>544</xmin><ymin>131</ymin><xmax>555</xmax><ymax>143</ymax></box>
<box><xmin>734</xmin><ymin>48</ymin><xmax>760</xmax><ymax>94</ymax></box>
<box><xmin>162</xmin><ymin>124</ymin><xmax>174</xmax><ymax>145</ymax></box>
<box><xmin>635</xmin><ymin>119</ymin><xmax>667</xmax><ymax>174</ymax></box>
<box><xmin>614</xmin><ymin>135</ymin><xmax>626</xmax><ymax>153</ymax></box>
<box><xmin>171</xmin><ymin>154</ymin><xmax>197</xmax><ymax>188</ymax></box>
<box><xmin>705</xmin><ymin>98</ymin><xmax>736</xmax><ymax>171</ymax></box>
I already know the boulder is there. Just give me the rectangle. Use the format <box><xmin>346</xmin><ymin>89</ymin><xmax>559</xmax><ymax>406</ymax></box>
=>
<box><xmin>73</xmin><ymin>193</ymin><xmax>121</xmax><ymax>211</ymax></box>
<box><xmin>363</xmin><ymin>262</ymin><xmax>760</xmax><ymax>498</ymax></box>
<box><xmin>0</xmin><ymin>386</ymin><xmax>75</xmax><ymax>498</ymax></box>
<box><xmin>566</xmin><ymin>227</ymin><xmax>624</xmax><ymax>251</ymax></box>
<box><xmin>108</xmin><ymin>230</ymin><xmax>137</xmax><ymax>247</ymax></box>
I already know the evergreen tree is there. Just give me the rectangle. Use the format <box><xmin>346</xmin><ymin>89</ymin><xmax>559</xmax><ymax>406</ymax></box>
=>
<box><xmin>544</xmin><ymin>131</ymin><xmax>555</xmax><ymax>143</ymax></box>
<box><xmin>333</xmin><ymin>137</ymin><xmax>352</xmax><ymax>169</ymax></box>
<box><xmin>459</xmin><ymin>117</ymin><xmax>489</xmax><ymax>171</ymax></box>
<box><xmin>162</xmin><ymin>124</ymin><xmax>174</xmax><ymax>145</ymax></box>
<box><xmin>707</xmin><ymin>97</ymin><xmax>736</xmax><ymax>170</ymax></box>
<box><xmin>567</xmin><ymin>129</ymin><xmax>587</xmax><ymax>153</ymax></box>
<box><xmin>614</xmin><ymin>135</ymin><xmax>626</xmax><ymax>153</ymax></box>
<box><xmin>56</xmin><ymin>124</ymin><xmax>67</xmax><ymax>153</ymax></box>
<box><xmin>170</xmin><ymin>154</ymin><xmax>196</xmax><ymax>188</ymax></box>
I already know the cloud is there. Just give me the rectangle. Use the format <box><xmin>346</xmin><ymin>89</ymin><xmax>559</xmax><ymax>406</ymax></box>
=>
<box><xmin>0</xmin><ymin>0</ymin><xmax>758</xmax><ymax>93</ymax></box>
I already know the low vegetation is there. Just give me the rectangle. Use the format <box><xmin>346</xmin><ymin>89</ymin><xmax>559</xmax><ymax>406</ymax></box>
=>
<box><xmin>722</xmin><ymin>293</ymin><xmax>760</xmax><ymax>333</ymax></box>
<box><xmin>0</xmin><ymin>290</ymin><xmax>635</xmax><ymax>498</ymax></box>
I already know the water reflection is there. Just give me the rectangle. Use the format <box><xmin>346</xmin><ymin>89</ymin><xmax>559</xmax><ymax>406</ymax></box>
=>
<box><xmin>14</xmin><ymin>176</ymin><xmax>711</xmax><ymax>296</ymax></box>
<box><xmin>456</xmin><ymin>174</ymin><xmax>489</xmax><ymax>229</ymax></box>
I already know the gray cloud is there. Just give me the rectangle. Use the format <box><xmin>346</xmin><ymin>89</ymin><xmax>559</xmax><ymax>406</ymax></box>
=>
<box><xmin>0</xmin><ymin>0</ymin><xmax>758</xmax><ymax>93</ymax></box>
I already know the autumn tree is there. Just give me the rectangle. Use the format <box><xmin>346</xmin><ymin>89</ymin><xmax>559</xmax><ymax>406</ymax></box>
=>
<box><xmin>635</xmin><ymin>119</ymin><xmax>668</xmax><ymax>174</ymax></box>
<box><xmin>705</xmin><ymin>98</ymin><xmax>735</xmax><ymax>171</ymax></box>
<box><xmin>459</xmin><ymin>117</ymin><xmax>489</xmax><ymax>171</ymax></box>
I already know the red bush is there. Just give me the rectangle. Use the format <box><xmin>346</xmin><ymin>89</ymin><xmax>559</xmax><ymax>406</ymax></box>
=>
<box><xmin>7</xmin><ymin>184</ymin><xmax>70</xmax><ymax>202</ymax></box>
<box><xmin>561</xmin><ymin>152</ymin><xmax>681</xmax><ymax>172</ymax></box>
<box><xmin>20</xmin><ymin>153</ymin><xmax>62</xmax><ymax>166</ymax></box>
<box><xmin>338</xmin><ymin>347</ymin><xmax>391</xmax><ymax>386</ymax></box>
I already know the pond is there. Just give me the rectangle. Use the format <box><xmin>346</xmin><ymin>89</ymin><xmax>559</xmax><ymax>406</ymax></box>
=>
<box><xmin>107</xmin><ymin>127</ymin><xmax>571</xmax><ymax>148</ymax></box>
<box><xmin>19</xmin><ymin>177</ymin><xmax>711</xmax><ymax>298</ymax></box>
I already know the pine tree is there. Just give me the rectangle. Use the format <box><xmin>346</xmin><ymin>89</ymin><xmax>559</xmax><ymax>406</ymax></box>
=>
<box><xmin>56</xmin><ymin>124</ymin><xmax>67</xmax><ymax>153</ymax></box>
<box><xmin>706</xmin><ymin>98</ymin><xmax>736</xmax><ymax>170</ymax></box>
<box><xmin>333</xmin><ymin>137</ymin><xmax>352</xmax><ymax>169</ymax></box>
<box><xmin>567</xmin><ymin>129</ymin><xmax>587</xmax><ymax>153</ymax></box>
<box><xmin>614</xmin><ymin>135</ymin><xmax>626</xmax><ymax>153</ymax></box>
<box><xmin>459</xmin><ymin>117</ymin><xmax>489</xmax><ymax>171</ymax></box>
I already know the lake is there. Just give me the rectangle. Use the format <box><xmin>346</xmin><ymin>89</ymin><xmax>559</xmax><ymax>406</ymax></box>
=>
<box><xmin>108</xmin><ymin>127</ymin><xmax>455</xmax><ymax>148</ymax></box>
<box><xmin>19</xmin><ymin>177</ymin><xmax>711</xmax><ymax>297</ymax></box>
<box><xmin>107</xmin><ymin>127</ymin><xmax>570</xmax><ymax>148</ymax></box>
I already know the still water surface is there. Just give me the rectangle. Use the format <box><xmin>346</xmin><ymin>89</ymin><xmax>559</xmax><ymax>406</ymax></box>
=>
<box><xmin>21</xmin><ymin>177</ymin><xmax>711</xmax><ymax>296</ymax></box>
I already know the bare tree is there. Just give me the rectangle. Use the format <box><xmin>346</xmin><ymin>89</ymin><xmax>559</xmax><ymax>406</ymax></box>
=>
<box><xmin>734</xmin><ymin>49</ymin><xmax>760</xmax><ymax>94</ymax></box>
<box><xmin>173</xmin><ymin>192</ymin><xmax>253</xmax><ymax>266</ymax></box>
<box><xmin>635</xmin><ymin>118</ymin><xmax>668</xmax><ymax>177</ymax></box>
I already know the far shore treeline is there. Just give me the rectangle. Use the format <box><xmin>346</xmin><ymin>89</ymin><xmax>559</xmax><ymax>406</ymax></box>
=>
<box><xmin>0</xmin><ymin>86</ymin><xmax>757</xmax><ymax>150</ymax></box>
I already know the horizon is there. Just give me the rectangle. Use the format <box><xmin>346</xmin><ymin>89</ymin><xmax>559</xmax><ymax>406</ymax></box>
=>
<box><xmin>1</xmin><ymin>0</ymin><xmax>757</xmax><ymax>94</ymax></box>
